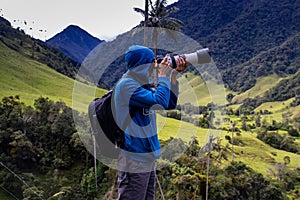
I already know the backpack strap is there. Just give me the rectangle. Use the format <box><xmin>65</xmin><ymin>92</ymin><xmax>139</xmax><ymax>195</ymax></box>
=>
<box><xmin>111</xmin><ymin>90</ymin><xmax>134</xmax><ymax>148</ymax></box>
<box><xmin>112</xmin><ymin>72</ymin><xmax>141</xmax><ymax>148</ymax></box>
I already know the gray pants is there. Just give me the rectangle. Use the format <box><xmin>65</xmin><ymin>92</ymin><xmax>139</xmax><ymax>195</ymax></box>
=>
<box><xmin>118</xmin><ymin>154</ymin><xmax>156</xmax><ymax>200</ymax></box>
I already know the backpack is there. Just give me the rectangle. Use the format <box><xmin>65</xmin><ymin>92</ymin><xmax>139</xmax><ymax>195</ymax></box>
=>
<box><xmin>88</xmin><ymin>90</ymin><xmax>126</xmax><ymax>158</ymax></box>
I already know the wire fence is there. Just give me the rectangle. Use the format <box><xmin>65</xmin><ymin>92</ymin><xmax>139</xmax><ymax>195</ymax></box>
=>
<box><xmin>0</xmin><ymin>161</ymin><xmax>44</xmax><ymax>200</ymax></box>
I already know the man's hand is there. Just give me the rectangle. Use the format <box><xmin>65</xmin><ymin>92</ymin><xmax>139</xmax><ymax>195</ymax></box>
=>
<box><xmin>170</xmin><ymin>57</ymin><xmax>188</xmax><ymax>84</ymax></box>
<box><xmin>157</xmin><ymin>56</ymin><xmax>171</xmax><ymax>77</ymax></box>
<box><xmin>175</xmin><ymin>56</ymin><xmax>188</xmax><ymax>72</ymax></box>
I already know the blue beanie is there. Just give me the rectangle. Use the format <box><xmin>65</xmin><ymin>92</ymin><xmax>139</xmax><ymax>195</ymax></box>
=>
<box><xmin>125</xmin><ymin>45</ymin><xmax>155</xmax><ymax>69</ymax></box>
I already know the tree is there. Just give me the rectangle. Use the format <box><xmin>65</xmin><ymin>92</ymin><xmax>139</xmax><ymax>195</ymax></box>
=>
<box><xmin>200</xmin><ymin>135</ymin><xmax>218</xmax><ymax>200</ymax></box>
<box><xmin>80</xmin><ymin>167</ymin><xmax>97</xmax><ymax>199</ymax></box>
<box><xmin>283</xmin><ymin>156</ymin><xmax>290</xmax><ymax>165</ymax></box>
<box><xmin>133</xmin><ymin>0</ymin><xmax>184</xmax><ymax>52</ymax></box>
<box><xmin>241</xmin><ymin>119</ymin><xmax>248</xmax><ymax>131</ymax></box>
<box><xmin>255</xmin><ymin>114</ymin><xmax>261</xmax><ymax>127</ymax></box>
<box><xmin>226</xmin><ymin>93</ymin><xmax>235</xmax><ymax>103</ymax></box>
<box><xmin>0</xmin><ymin>162</ymin><xmax>23</xmax><ymax>198</ymax></box>
<box><xmin>144</xmin><ymin>0</ymin><xmax>149</xmax><ymax>45</ymax></box>
<box><xmin>9</xmin><ymin>131</ymin><xmax>36</xmax><ymax>170</ymax></box>
<box><xmin>20</xmin><ymin>106</ymin><xmax>34</xmax><ymax>135</ymax></box>
<box><xmin>23</xmin><ymin>186</ymin><xmax>44</xmax><ymax>200</ymax></box>
<box><xmin>288</xmin><ymin>127</ymin><xmax>299</xmax><ymax>137</ymax></box>
<box><xmin>34</xmin><ymin>97</ymin><xmax>53</xmax><ymax>125</ymax></box>
<box><xmin>230</xmin><ymin>121</ymin><xmax>236</xmax><ymax>162</ymax></box>
<box><xmin>0</xmin><ymin>96</ymin><xmax>24</xmax><ymax>132</ymax></box>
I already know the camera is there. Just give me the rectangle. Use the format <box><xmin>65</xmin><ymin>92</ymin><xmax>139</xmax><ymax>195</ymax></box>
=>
<box><xmin>156</xmin><ymin>48</ymin><xmax>211</xmax><ymax>68</ymax></box>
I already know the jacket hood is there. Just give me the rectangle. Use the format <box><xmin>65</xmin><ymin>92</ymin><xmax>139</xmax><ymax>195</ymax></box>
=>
<box><xmin>125</xmin><ymin>45</ymin><xmax>155</xmax><ymax>83</ymax></box>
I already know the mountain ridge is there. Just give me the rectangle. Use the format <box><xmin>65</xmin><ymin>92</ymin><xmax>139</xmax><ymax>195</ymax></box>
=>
<box><xmin>46</xmin><ymin>25</ymin><xmax>104</xmax><ymax>63</ymax></box>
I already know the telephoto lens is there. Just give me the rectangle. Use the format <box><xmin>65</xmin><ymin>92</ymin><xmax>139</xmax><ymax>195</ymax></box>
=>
<box><xmin>156</xmin><ymin>48</ymin><xmax>211</xmax><ymax>69</ymax></box>
<box><xmin>171</xmin><ymin>48</ymin><xmax>211</xmax><ymax>68</ymax></box>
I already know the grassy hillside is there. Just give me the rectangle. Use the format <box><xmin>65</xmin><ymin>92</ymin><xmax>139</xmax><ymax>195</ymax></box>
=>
<box><xmin>157</xmin><ymin>114</ymin><xmax>300</xmax><ymax>176</ymax></box>
<box><xmin>169</xmin><ymin>71</ymin><xmax>300</xmax><ymax>178</ymax></box>
<box><xmin>230</xmin><ymin>131</ymin><xmax>300</xmax><ymax>175</ymax></box>
<box><xmin>0</xmin><ymin>41</ymin><xmax>106</xmax><ymax>113</ymax></box>
<box><xmin>254</xmin><ymin>98</ymin><xmax>300</xmax><ymax>122</ymax></box>
<box><xmin>178</xmin><ymin>74</ymin><xmax>211</xmax><ymax>106</ymax></box>
<box><xmin>232</xmin><ymin>74</ymin><xmax>285</xmax><ymax>103</ymax></box>
<box><xmin>178</xmin><ymin>73</ymin><xmax>229</xmax><ymax>106</ymax></box>
<box><xmin>0</xmin><ymin>17</ymin><xmax>79</xmax><ymax>79</ymax></box>
<box><xmin>175</xmin><ymin>70</ymin><xmax>300</xmax><ymax>123</ymax></box>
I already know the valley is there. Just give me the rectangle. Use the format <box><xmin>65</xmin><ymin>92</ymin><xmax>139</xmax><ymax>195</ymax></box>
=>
<box><xmin>0</xmin><ymin>0</ymin><xmax>299</xmax><ymax>199</ymax></box>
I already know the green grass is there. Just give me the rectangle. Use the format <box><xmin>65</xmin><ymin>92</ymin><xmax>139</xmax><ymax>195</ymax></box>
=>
<box><xmin>232</xmin><ymin>74</ymin><xmax>285</xmax><ymax>103</ymax></box>
<box><xmin>254</xmin><ymin>98</ymin><xmax>298</xmax><ymax>122</ymax></box>
<box><xmin>178</xmin><ymin>73</ymin><xmax>227</xmax><ymax>106</ymax></box>
<box><xmin>157</xmin><ymin>114</ymin><xmax>213</xmax><ymax>145</ymax></box>
<box><xmin>0</xmin><ymin>42</ymin><xmax>106</xmax><ymax>113</ymax></box>
<box><xmin>292</xmin><ymin>105</ymin><xmax>300</xmax><ymax>118</ymax></box>
<box><xmin>226</xmin><ymin>103</ymin><xmax>242</xmax><ymax>113</ymax></box>
<box><xmin>226</xmin><ymin>131</ymin><xmax>299</xmax><ymax>175</ymax></box>
<box><xmin>157</xmin><ymin>115</ymin><xmax>300</xmax><ymax>176</ymax></box>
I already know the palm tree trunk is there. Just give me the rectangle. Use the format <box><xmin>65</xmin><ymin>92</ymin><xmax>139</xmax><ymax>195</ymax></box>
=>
<box><xmin>144</xmin><ymin>0</ymin><xmax>149</xmax><ymax>46</ymax></box>
<box><xmin>231</xmin><ymin>122</ymin><xmax>235</xmax><ymax>162</ymax></box>
<box><xmin>93</xmin><ymin>135</ymin><xmax>98</xmax><ymax>190</ymax></box>
<box><xmin>206</xmin><ymin>135</ymin><xmax>213</xmax><ymax>200</ymax></box>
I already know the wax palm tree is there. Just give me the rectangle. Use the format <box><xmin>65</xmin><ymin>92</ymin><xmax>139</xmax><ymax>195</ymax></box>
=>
<box><xmin>133</xmin><ymin>0</ymin><xmax>184</xmax><ymax>52</ymax></box>
<box><xmin>200</xmin><ymin>135</ymin><xmax>220</xmax><ymax>200</ymax></box>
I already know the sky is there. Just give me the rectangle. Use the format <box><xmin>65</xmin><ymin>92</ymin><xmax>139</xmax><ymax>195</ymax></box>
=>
<box><xmin>1</xmin><ymin>0</ymin><xmax>178</xmax><ymax>41</ymax></box>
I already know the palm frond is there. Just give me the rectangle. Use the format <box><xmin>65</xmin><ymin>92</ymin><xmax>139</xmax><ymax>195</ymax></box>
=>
<box><xmin>133</xmin><ymin>0</ymin><xmax>183</xmax><ymax>44</ymax></box>
<box><xmin>159</xmin><ymin>0</ymin><xmax>168</xmax><ymax>8</ymax></box>
<box><xmin>149</xmin><ymin>10</ymin><xmax>156</xmax><ymax>17</ymax></box>
<box><xmin>149</xmin><ymin>0</ymin><xmax>155</xmax><ymax>14</ymax></box>
<box><xmin>165</xmin><ymin>6</ymin><xmax>180</xmax><ymax>15</ymax></box>
<box><xmin>165</xmin><ymin>18</ymin><xmax>184</xmax><ymax>27</ymax></box>
<box><xmin>155</xmin><ymin>7</ymin><xmax>180</xmax><ymax>21</ymax></box>
<box><xmin>156</xmin><ymin>0</ymin><xmax>167</xmax><ymax>16</ymax></box>
<box><xmin>133</xmin><ymin>7</ymin><xmax>146</xmax><ymax>17</ymax></box>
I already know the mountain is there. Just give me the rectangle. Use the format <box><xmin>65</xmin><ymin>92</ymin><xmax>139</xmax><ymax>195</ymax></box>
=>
<box><xmin>0</xmin><ymin>16</ymin><xmax>106</xmax><ymax>110</ymax></box>
<box><xmin>225</xmin><ymin>32</ymin><xmax>300</xmax><ymax>93</ymax></box>
<box><xmin>0</xmin><ymin>16</ymin><xmax>11</xmax><ymax>26</ymax></box>
<box><xmin>170</xmin><ymin>0</ymin><xmax>300</xmax><ymax>71</ymax></box>
<box><xmin>46</xmin><ymin>25</ymin><xmax>104</xmax><ymax>63</ymax></box>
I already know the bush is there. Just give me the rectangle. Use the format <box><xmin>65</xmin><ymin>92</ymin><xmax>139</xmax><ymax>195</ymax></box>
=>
<box><xmin>288</xmin><ymin>128</ymin><xmax>299</xmax><ymax>137</ymax></box>
<box><xmin>257</xmin><ymin>131</ymin><xmax>299</xmax><ymax>153</ymax></box>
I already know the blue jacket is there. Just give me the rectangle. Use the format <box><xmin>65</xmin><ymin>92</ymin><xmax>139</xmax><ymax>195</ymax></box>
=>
<box><xmin>114</xmin><ymin>45</ymin><xmax>179</xmax><ymax>162</ymax></box>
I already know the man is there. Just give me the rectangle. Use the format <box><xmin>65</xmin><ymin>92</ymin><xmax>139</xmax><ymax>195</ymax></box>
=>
<box><xmin>114</xmin><ymin>45</ymin><xmax>187</xmax><ymax>199</ymax></box>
